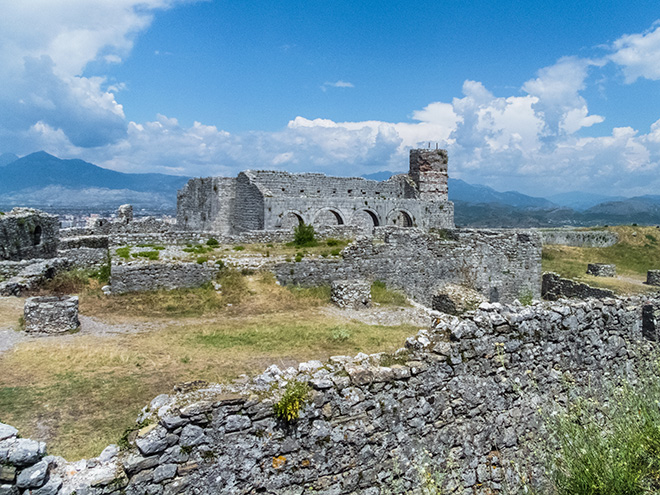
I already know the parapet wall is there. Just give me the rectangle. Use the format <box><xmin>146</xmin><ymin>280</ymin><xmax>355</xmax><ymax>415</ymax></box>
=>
<box><xmin>3</xmin><ymin>296</ymin><xmax>659</xmax><ymax>494</ymax></box>
<box><xmin>540</xmin><ymin>228</ymin><xmax>619</xmax><ymax>247</ymax></box>
<box><xmin>274</xmin><ymin>227</ymin><xmax>542</xmax><ymax>305</ymax></box>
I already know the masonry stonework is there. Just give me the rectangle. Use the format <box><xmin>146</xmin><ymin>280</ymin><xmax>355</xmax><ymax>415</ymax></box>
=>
<box><xmin>587</xmin><ymin>263</ymin><xmax>616</xmax><ymax>277</ymax></box>
<box><xmin>0</xmin><ymin>208</ymin><xmax>59</xmax><ymax>261</ymax></box>
<box><xmin>23</xmin><ymin>296</ymin><xmax>80</xmax><ymax>335</ymax></box>
<box><xmin>2</xmin><ymin>295</ymin><xmax>659</xmax><ymax>494</ymax></box>
<box><xmin>274</xmin><ymin>227</ymin><xmax>542</xmax><ymax>305</ymax></box>
<box><xmin>647</xmin><ymin>270</ymin><xmax>660</xmax><ymax>286</ymax></box>
<box><xmin>177</xmin><ymin>149</ymin><xmax>454</xmax><ymax>234</ymax></box>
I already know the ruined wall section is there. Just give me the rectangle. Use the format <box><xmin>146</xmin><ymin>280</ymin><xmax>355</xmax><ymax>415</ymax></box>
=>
<box><xmin>4</xmin><ymin>297</ymin><xmax>660</xmax><ymax>494</ymax></box>
<box><xmin>540</xmin><ymin>228</ymin><xmax>619</xmax><ymax>247</ymax></box>
<box><xmin>176</xmin><ymin>177</ymin><xmax>236</xmax><ymax>233</ymax></box>
<box><xmin>0</xmin><ymin>208</ymin><xmax>59</xmax><ymax>261</ymax></box>
<box><xmin>273</xmin><ymin>227</ymin><xmax>541</xmax><ymax>305</ymax></box>
<box><xmin>408</xmin><ymin>149</ymin><xmax>449</xmax><ymax>201</ymax></box>
<box><xmin>110</xmin><ymin>261</ymin><xmax>220</xmax><ymax>294</ymax></box>
<box><xmin>233</xmin><ymin>172</ymin><xmax>265</xmax><ymax>232</ymax></box>
<box><xmin>245</xmin><ymin>170</ymin><xmax>414</xmax><ymax>199</ymax></box>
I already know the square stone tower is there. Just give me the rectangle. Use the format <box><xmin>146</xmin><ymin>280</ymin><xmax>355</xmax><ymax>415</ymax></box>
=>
<box><xmin>408</xmin><ymin>149</ymin><xmax>449</xmax><ymax>201</ymax></box>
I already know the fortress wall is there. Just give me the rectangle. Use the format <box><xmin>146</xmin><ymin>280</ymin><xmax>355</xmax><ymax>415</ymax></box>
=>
<box><xmin>4</xmin><ymin>296</ymin><xmax>660</xmax><ymax>494</ymax></box>
<box><xmin>540</xmin><ymin>229</ymin><xmax>619</xmax><ymax>247</ymax></box>
<box><xmin>263</xmin><ymin>197</ymin><xmax>454</xmax><ymax>231</ymax></box>
<box><xmin>234</xmin><ymin>173</ymin><xmax>265</xmax><ymax>232</ymax></box>
<box><xmin>273</xmin><ymin>227</ymin><xmax>542</xmax><ymax>305</ymax></box>
<box><xmin>245</xmin><ymin>171</ymin><xmax>412</xmax><ymax>199</ymax></box>
<box><xmin>176</xmin><ymin>178</ymin><xmax>236</xmax><ymax>233</ymax></box>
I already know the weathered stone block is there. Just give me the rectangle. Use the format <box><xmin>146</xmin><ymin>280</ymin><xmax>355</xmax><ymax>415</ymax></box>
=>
<box><xmin>586</xmin><ymin>263</ymin><xmax>616</xmax><ymax>277</ymax></box>
<box><xmin>117</xmin><ymin>204</ymin><xmax>134</xmax><ymax>224</ymax></box>
<box><xmin>331</xmin><ymin>280</ymin><xmax>371</xmax><ymax>309</ymax></box>
<box><xmin>23</xmin><ymin>296</ymin><xmax>80</xmax><ymax>335</ymax></box>
<box><xmin>432</xmin><ymin>284</ymin><xmax>485</xmax><ymax>315</ymax></box>
<box><xmin>647</xmin><ymin>270</ymin><xmax>660</xmax><ymax>287</ymax></box>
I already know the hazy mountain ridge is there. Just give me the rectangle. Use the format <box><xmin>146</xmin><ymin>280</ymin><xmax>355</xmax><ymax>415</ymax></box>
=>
<box><xmin>0</xmin><ymin>157</ymin><xmax>657</xmax><ymax>226</ymax></box>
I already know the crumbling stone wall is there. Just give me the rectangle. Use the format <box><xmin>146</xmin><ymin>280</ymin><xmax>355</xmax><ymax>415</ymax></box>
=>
<box><xmin>110</xmin><ymin>261</ymin><xmax>220</xmax><ymax>294</ymax></box>
<box><xmin>0</xmin><ymin>208</ymin><xmax>59</xmax><ymax>261</ymax></box>
<box><xmin>2</xmin><ymin>296</ymin><xmax>658</xmax><ymax>494</ymax></box>
<box><xmin>587</xmin><ymin>263</ymin><xmax>616</xmax><ymax>277</ymax></box>
<box><xmin>176</xmin><ymin>149</ymin><xmax>455</xmax><ymax>234</ymax></box>
<box><xmin>648</xmin><ymin>270</ymin><xmax>660</xmax><ymax>287</ymax></box>
<box><xmin>330</xmin><ymin>279</ymin><xmax>371</xmax><ymax>309</ymax></box>
<box><xmin>540</xmin><ymin>229</ymin><xmax>619</xmax><ymax>247</ymax></box>
<box><xmin>23</xmin><ymin>296</ymin><xmax>80</xmax><ymax>335</ymax></box>
<box><xmin>541</xmin><ymin>272</ymin><xmax>615</xmax><ymax>301</ymax></box>
<box><xmin>274</xmin><ymin>227</ymin><xmax>542</xmax><ymax>305</ymax></box>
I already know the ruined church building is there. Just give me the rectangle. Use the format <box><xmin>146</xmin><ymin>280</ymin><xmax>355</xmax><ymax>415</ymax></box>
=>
<box><xmin>177</xmin><ymin>148</ymin><xmax>455</xmax><ymax>233</ymax></box>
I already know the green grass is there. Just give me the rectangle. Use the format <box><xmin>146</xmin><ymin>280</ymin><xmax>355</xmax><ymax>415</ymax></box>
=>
<box><xmin>371</xmin><ymin>280</ymin><xmax>410</xmax><ymax>306</ymax></box>
<box><xmin>542</xmin><ymin>225</ymin><xmax>660</xmax><ymax>294</ymax></box>
<box><xmin>547</xmin><ymin>374</ymin><xmax>660</xmax><ymax>494</ymax></box>
<box><xmin>115</xmin><ymin>246</ymin><xmax>131</xmax><ymax>259</ymax></box>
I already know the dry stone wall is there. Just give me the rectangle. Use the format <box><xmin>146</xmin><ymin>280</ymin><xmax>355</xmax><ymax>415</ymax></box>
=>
<box><xmin>110</xmin><ymin>261</ymin><xmax>220</xmax><ymax>294</ymax></box>
<box><xmin>541</xmin><ymin>272</ymin><xmax>615</xmax><ymax>301</ymax></box>
<box><xmin>2</xmin><ymin>296</ymin><xmax>660</xmax><ymax>494</ymax></box>
<box><xmin>274</xmin><ymin>227</ymin><xmax>542</xmax><ymax>305</ymax></box>
<box><xmin>540</xmin><ymin>229</ymin><xmax>619</xmax><ymax>247</ymax></box>
<box><xmin>648</xmin><ymin>270</ymin><xmax>660</xmax><ymax>287</ymax></box>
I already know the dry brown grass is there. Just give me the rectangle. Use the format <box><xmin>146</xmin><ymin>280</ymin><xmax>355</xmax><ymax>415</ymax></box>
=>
<box><xmin>0</xmin><ymin>297</ymin><xmax>23</xmax><ymax>329</ymax></box>
<box><xmin>0</xmin><ymin>272</ymin><xmax>417</xmax><ymax>461</ymax></box>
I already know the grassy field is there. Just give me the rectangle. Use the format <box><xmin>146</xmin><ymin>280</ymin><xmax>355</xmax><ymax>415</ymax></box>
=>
<box><xmin>0</xmin><ymin>271</ymin><xmax>416</xmax><ymax>461</ymax></box>
<box><xmin>542</xmin><ymin>225</ymin><xmax>660</xmax><ymax>295</ymax></box>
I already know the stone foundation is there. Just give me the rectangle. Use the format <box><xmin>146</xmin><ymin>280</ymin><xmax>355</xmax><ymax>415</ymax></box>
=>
<box><xmin>23</xmin><ymin>296</ymin><xmax>80</xmax><ymax>335</ymax></box>
<box><xmin>647</xmin><ymin>270</ymin><xmax>660</xmax><ymax>286</ymax></box>
<box><xmin>330</xmin><ymin>280</ymin><xmax>371</xmax><ymax>309</ymax></box>
<box><xmin>587</xmin><ymin>263</ymin><xmax>616</xmax><ymax>277</ymax></box>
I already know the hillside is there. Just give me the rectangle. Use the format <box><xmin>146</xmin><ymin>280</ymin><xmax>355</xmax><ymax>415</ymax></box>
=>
<box><xmin>0</xmin><ymin>151</ymin><xmax>189</xmax><ymax>210</ymax></box>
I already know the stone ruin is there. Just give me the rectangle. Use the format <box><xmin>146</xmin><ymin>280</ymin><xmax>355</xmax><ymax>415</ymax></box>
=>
<box><xmin>177</xmin><ymin>148</ymin><xmax>455</xmax><ymax>234</ymax></box>
<box><xmin>647</xmin><ymin>269</ymin><xmax>660</xmax><ymax>286</ymax></box>
<box><xmin>330</xmin><ymin>279</ymin><xmax>372</xmax><ymax>309</ymax></box>
<box><xmin>23</xmin><ymin>295</ymin><xmax>80</xmax><ymax>335</ymax></box>
<box><xmin>0</xmin><ymin>208</ymin><xmax>59</xmax><ymax>261</ymax></box>
<box><xmin>587</xmin><ymin>263</ymin><xmax>616</xmax><ymax>277</ymax></box>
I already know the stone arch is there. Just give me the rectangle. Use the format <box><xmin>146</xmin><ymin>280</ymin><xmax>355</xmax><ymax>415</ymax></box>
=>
<box><xmin>280</xmin><ymin>210</ymin><xmax>305</xmax><ymax>230</ymax></box>
<box><xmin>33</xmin><ymin>225</ymin><xmax>42</xmax><ymax>246</ymax></box>
<box><xmin>350</xmin><ymin>208</ymin><xmax>381</xmax><ymax>233</ymax></box>
<box><xmin>387</xmin><ymin>209</ymin><xmax>414</xmax><ymax>227</ymax></box>
<box><xmin>312</xmin><ymin>208</ymin><xmax>345</xmax><ymax>227</ymax></box>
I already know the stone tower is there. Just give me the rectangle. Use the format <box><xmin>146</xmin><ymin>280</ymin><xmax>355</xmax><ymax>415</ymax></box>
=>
<box><xmin>408</xmin><ymin>148</ymin><xmax>449</xmax><ymax>201</ymax></box>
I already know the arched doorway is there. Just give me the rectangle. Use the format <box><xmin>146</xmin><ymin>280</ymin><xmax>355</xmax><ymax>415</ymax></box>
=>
<box><xmin>312</xmin><ymin>208</ymin><xmax>345</xmax><ymax>227</ymax></box>
<box><xmin>281</xmin><ymin>211</ymin><xmax>305</xmax><ymax>230</ymax></box>
<box><xmin>351</xmin><ymin>209</ymin><xmax>380</xmax><ymax>233</ymax></box>
<box><xmin>388</xmin><ymin>210</ymin><xmax>414</xmax><ymax>227</ymax></box>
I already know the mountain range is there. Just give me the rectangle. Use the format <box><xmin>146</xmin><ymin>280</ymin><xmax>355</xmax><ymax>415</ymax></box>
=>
<box><xmin>0</xmin><ymin>153</ymin><xmax>659</xmax><ymax>226</ymax></box>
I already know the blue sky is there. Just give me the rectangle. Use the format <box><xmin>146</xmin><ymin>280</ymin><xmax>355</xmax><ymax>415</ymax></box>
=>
<box><xmin>2</xmin><ymin>1</ymin><xmax>660</xmax><ymax>197</ymax></box>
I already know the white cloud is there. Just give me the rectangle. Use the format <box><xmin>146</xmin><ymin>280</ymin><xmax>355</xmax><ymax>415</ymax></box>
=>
<box><xmin>0</xmin><ymin>0</ymin><xmax>201</xmax><ymax>151</ymax></box>
<box><xmin>321</xmin><ymin>80</ymin><xmax>355</xmax><ymax>91</ymax></box>
<box><xmin>610</xmin><ymin>22</ymin><xmax>660</xmax><ymax>83</ymax></box>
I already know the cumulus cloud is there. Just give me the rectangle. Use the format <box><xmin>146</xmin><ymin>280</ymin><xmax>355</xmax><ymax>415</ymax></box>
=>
<box><xmin>4</xmin><ymin>9</ymin><xmax>660</xmax><ymax>197</ymax></box>
<box><xmin>0</xmin><ymin>0</ymin><xmax>200</xmax><ymax>151</ymax></box>
<box><xmin>610</xmin><ymin>21</ymin><xmax>660</xmax><ymax>83</ymax></box>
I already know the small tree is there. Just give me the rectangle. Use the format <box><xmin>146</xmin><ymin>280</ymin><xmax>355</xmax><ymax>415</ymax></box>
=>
<box><xmin>294</xmin><ymin>222</ymin><xmax>317</xmax><ymax>247</ymax></box>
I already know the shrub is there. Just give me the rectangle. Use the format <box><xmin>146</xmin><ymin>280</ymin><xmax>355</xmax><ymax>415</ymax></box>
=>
<box><xmin>206</xmin><ymin>238</ymin><xmax>219</xmax><ymax>247</ymax></box>
<box><xmin>330</xmin><ymin>248</ymin><xmax>341</xmax><ymax>257</ymax></box>
<box><xmin>273</xmin><ymin>381</ymin><xmax>309</xmax><ymax>423</ymax></box>
<box><xmin>293</xmin><ymin>223</ymin><xmax>318</xmax><ymax>247</ymax></box>
<box><xmin>196</xmin><ymin>256</ymin><xmax>209</xmax><ymax>264</ymax></box>
<box><xmin>233</xmin><ymin>245</ymin><xmax>245</xmax><ymax>251</ymax></box>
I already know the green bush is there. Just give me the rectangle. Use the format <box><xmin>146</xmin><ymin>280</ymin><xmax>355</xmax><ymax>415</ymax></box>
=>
<box><xmin>196</xmin><ymin>256</ymin><xmax>209</xmax><ymax>264</ymax></box>
<box><xmin>273</xmin><ymin>381</ymin><xmax>309</xmax><ymax>423</ymax></box>
<box><xmin>547</xmin><ymin>376</ymin><xmax>660</xmax><ymax>494</ymax></box>
<box><xmin>293</xmin><ymin>223</ymin><xmax>318</xmax><ymax>247</ymax></box>
<box><xmin>232</xmin><ymin>245</ymin><xmax>245</xmax><ymax>251</ymax></box>
<box><xmin>206</xmin><ymin>238</ymin><xmax>219</xmax><ymax>247</ymax></box>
